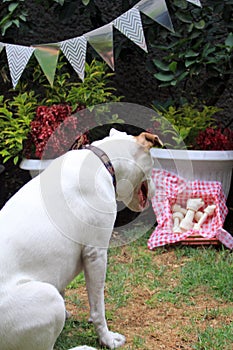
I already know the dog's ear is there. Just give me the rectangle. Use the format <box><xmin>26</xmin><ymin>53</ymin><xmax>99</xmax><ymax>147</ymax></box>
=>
<box><xmin>135</xmin><ymin>132</ymin><xmax>163</xmax><ymax>150</ymax></box>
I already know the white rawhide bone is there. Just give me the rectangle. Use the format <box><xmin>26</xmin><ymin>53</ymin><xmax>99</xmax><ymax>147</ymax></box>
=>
<box><xmin>172</xmin><ymin>204</ymin><xmax>187</xmax><ymax>216</ymax></box>
<box><xmin>194</xmin><ymin>211</ymin><xmax>203</xmax><ymax>223</ymax></box>
<box><xmin>172</xmin><ymin>211</ymin><xmax>184</xmax><ymax>233</ymax></box>
<box><xmin>193</xmin><ymin>204</ymin><xmax>216</xmax><ymax>230</ymax></box>
<box><xmin>180</xmin><ymin>198</ymin><xmax>204</xmax><ymax>231</ymax></box>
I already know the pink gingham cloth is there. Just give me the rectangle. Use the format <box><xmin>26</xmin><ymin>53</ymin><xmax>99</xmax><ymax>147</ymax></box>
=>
<box><xmin>148</xmin><ymin>169</ymin><xmax>233</xmax><ymax>250</ymax></box>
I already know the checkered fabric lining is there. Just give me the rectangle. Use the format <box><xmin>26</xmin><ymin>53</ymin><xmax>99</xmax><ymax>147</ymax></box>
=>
<box><xmin>148</xmin><ymin>169</ymin><xmax>233</xmax><ymax>250</ymax></box>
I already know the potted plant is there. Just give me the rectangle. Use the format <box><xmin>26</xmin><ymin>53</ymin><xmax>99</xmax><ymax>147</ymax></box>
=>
<box><xmin>0</xmin><ymin>58</ymin><xmax>122</xmax><ymax>177</ymax></box>
<box><xmin>149</xmin><ymin>104</ymin><xmax>233</xmax><ymax>198</ymax></box>
<box><xmin>20</xmin><ymin>103</ymin><xmax>90</xmax><ymax>177</ymax></box>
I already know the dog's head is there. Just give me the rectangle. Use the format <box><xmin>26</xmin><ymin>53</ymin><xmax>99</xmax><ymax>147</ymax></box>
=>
<box><xmin>108</xmin><ymin>129</ymin><xmax>163</xmax><ymax>212</ymax></box>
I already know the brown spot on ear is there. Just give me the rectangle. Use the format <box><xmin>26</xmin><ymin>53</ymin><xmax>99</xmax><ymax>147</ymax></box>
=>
<box><xmin>71</xmin><ymin>134</ymin><xmax>88</xmax><ymax>150</ymax></box>
<box><xmin>135</xmin><ymin>132</ymin><xmax>163</xmax><ymax>150</ymax></box>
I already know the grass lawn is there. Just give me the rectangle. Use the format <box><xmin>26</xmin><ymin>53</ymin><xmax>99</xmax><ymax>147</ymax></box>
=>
<box><xmin>55</xmin><ymin>228</ymin><xmax>233</xmax><ymax>350</ymax></box>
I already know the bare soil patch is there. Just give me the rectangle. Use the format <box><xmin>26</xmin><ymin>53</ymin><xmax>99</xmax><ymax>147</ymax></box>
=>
<box><xmin>64</xmin><ymin>248</ymin><xmax>233</xmax><ymax>349</ymax></box>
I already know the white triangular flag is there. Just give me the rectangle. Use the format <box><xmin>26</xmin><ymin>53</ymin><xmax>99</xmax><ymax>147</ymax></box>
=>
<box><xmin>60</xmin><ymin>36</ymin><xmax>87</xmax><ymax>81</ymax></box>
<box><xmin>6</xmin><ymin>44</ymin><xmax>35</xmax><ymax>88</ymax></box>
<box><xmin>0</xmin><ymin>42</ymin><xmax>5</xmax><ymax>54</ymax></box>
<box><xmin>85</xmin><ymin>23</ymin><xmax>114</xmax><ymax>70</ymax></box>
<box><xmin>135</xmin><ymin>0</ymin><xmax>174</xmax><ymax>32</ymax></box>
<box><xmin>33</xmin><ymin>44</ymin><xmax>60</xmax><ymax>87</ymax></box>
<box><xmin>187</xmin><ymin>0</ymin><xmax>202</xmax><ymax>7</ymax></box>
<box><xmin>113</xmin><ymin>8</ymin><xmax>147</xmax><ymax>52</ymax></box>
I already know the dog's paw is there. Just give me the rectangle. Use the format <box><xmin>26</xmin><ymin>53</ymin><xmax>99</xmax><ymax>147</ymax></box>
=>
<box><xmin>66</xmin><ymin>310</ymin><xmax>72</xmax><ymax>319</ymax></box>
<box><xmin>100</xmin><ymin>331</ymin><xmax>126</xmax><ymax>349</ymax></box>
<box><xmin>68</xmin><ymin>346</ymin><xmax>97</xmax><ymax>350</ymax></box>
<box><xmin>88</xmin><ymin>316</ymin><xmax>93</xmax><ymax>323</ymax></box>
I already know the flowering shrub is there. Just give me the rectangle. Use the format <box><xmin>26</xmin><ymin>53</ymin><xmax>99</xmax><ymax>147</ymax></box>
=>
<box><xmin>195</xmin><ymin>127</ymin><xmax>233</xmax><ymax>151</ymax></box>
<box><xmin>23</xmin><ymin>103</ymin><xmax>89</xmax><ymax>159</ymax></box>
<box><xmin>0</xmin><ymin>58</ymin><xmax>122</xmax><ymax>164</ymax></box>
<box><xmin>151</xmin><ymin>104</ymin><xmax>233</xmax><ymax>151</ymax></box>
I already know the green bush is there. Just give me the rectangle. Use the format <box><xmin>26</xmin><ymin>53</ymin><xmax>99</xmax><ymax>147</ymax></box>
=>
<box><xmin>0</xmin><ymin>92</ymin><xmax>38</xmax><ymax>164</ymax></box>
<box><xmin>152</xmin><ymin>104</ymin><xmax>221</xmax><ymax>149</ymax></box>
<box><xmin>0</xmin><ymin>58</ymin><xmax>122</xmax><ymax>164</ymax></box>
<box><xmin>147</xmin><ymin>0</ymin><xmax>233</xmax><ymax>106</ymax></box>
<box><xmin>0</xmin><ymin>0</ymin><xmax>27</xmax><ymax>36</ymax></box>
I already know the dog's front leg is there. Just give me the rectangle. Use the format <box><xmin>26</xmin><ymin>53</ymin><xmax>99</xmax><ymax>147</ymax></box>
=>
<box><xmin>82</xmin><ymin>246</ymin><xmax>125</xmax><ymax>349</ymax></box>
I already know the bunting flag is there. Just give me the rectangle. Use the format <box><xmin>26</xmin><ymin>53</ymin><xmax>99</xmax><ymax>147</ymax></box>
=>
<box><xmin>84</xmin><ymin>23</ymin><xmax>114</xmax><ymax>70</ymax></box>
<box><xmin>0</xmin><ymin>42</ymin><xmax>5</xmax><ymax>54</ymax></box>
<box><xmin>6</xmin><ymin>44</ymin><xmax>35</xmax><ymax>88</ymax></box>
<box><xmin>0</xmin><ymin>0</ymin><xmax>201</xmax><ymax>87</ymax></box>
<box><xmin>187</xmin><ymin>0</ymin><xmax>202</xmax><ymax>6</ymax></box>
<box><xmin>60</xmin><ymin>36</ymin><xmax>87</xmax><ymax>81</ymax></box>
<box><xmin>113</xmin><ymin>8</ymin><xmax>147</xmax><ymax>52</ymax></box>
<box><xmin>33</xmin><ymin>44</ymin><xmax>60</xmax><ymax>86</ymax></box>
<box><xmin>135</xmin><ymin>0</ymin><xmax>174</xmax><ymax>32</ymax></box>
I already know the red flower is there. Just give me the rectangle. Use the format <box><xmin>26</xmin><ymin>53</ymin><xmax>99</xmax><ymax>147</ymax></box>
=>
<box><xmin>24</xmin><ymin>103</ymin><xmax>89</xmax><ymax>159</ymax></box>
<box><xmin>195</xmin><ymin>127</ymin><xmax>233</xmax><ymax>150</ymax></box>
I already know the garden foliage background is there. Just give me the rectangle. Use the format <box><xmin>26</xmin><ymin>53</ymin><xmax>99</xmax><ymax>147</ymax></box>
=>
<box><xmin>0</xmin><ymin>0</ymin><xmax>233</xmax><ymax>226</ymax></box>
<box><xmin>0</xmin><ymin>0</ymin><xmax>233</xmax><ymax>116</ymax></box>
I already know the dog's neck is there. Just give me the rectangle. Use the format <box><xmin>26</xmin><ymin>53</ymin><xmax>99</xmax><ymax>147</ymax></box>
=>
<box><xmin>81</xmin><ymin>144</ymin><xmax>116</xmax><ymax>191</ymax></box>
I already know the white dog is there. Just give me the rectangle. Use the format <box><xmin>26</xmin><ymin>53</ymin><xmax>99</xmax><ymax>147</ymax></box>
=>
<box><xmin>0</xmin><ymin>129</ymin><xmax>161</xmax><ymax>350</ymax></box>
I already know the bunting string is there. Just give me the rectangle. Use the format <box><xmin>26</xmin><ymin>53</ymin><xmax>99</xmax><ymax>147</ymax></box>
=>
<box><xmin>0</xmin><ymin>0</ymin><xmax>201</xmax><ymax>88</ymax></box>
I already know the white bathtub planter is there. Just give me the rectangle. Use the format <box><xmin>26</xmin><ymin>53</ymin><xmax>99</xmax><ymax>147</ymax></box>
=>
<box><xmin>20</xmin><ymin>150</ymin><xmax>233</xmax><ymax>198</ymax></box>
<box><xmin>150</xmin><ymin>149</ymin><xmax>233</xmax><ymax>198</ymax></box>
<box><xmin>20</xmin><ymin>159</ymin><xmax>53</xmax><ymax>178</ymax></box>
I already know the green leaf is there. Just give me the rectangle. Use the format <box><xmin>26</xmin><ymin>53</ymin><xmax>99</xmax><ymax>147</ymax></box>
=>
<box><xmin>158</xmin><ymin>82</ymin><xmax>172</xmax><ymax>88</ymax></box>
<box><xmin>54</xmin><ymin>0</ymin><xmax>64</xmax><ymax>4</ymax></box>
<box><xmin>179</xmin><ymin>127</ymin><xmax>191</xmax><ymax>140</ymax></box>
<box><xmin>13</xmin><ymin>155</ymin><xmax>19</xmax><ymax>165</ymax></box>
<box><xmin>8</xmin><ymin>3</ymin><xmax>19</xmax><ymax>12</ymax></box>
<box><xmin>12</xmin><ymin>19</ymin><xmax>20</xmax><ymax>27</ymax></box>
<box><xmin>185</xmin><ymin>59</ymin><xmax>197</xmax><ymax>68</ymax></box>
<box><xmin>154</xmin><ymin>72</ymin><xmax>174</xmax><ymax>82</ymax></box>
<box><xmin>0</xmin><ymin>107</ymin><xmax>12</xmax><ymax>116</ymax></box>
<box><xmin>194</xmin><ymin>20</ymin><xmax>205</xmax><ymax>30</ymax></box>
<box><xmin>170</xmin><ymin>80</ymin><xmax>177</xmax><ymax>86</ymax></box>
<box><xmin>153</xmin><ymin>59</ymin><xmax>170</xmax><ymax>71</ymax></box>
<box><xmin>225</xmin><ymin>33</ymin><xmax>233</xmax><ymax>49</ymax></box>
<box><xmin>1</xmin><ymin>21</ymin><xmax>12</xmax><ymax>35</ymax></box>
<box><xmin>188</xmin><ymin>23</ymin><xmax>194</xmax><ymax>33</ymax></box>
<box><xmin>176</xmin><ymin>11</ymin><xmax>192</xmax><ymax>23</ymax></box>
<box><xmin>185</xmin><ymin>50</ymin><xmax>199</xmax><ymax>58</ymax></box>
<box><xmin>174</xmin><ymin>0</ymin><xmax>188</xmax><ymax>10</ymax></box>
<box><xmin>169</xmin><ymin>61</ymin><xmax>177</xmax><ymax>73</ymax></box>
<box><xmin>82</xmin><ymin>0</ymin><xmax>90</xmax><ymax>5</ymax></box>
<box><xmin>176</xmin><ymin>71</ymin><xmax>189</xmax><ymax>83</ymax></box>
<box><xmin>19</xmin><ymin>14</ymin><xmax>27</xmax><ymax>22</ymax></box>
<box><xmin>189</xmin><ymin>31</ymin><xmax>202</xmax><ymax>40</ymax></box>
<box><xmin>202</xmin><ymin>45</ymin><xmax>216</xmax><ymax>57</ymax></box>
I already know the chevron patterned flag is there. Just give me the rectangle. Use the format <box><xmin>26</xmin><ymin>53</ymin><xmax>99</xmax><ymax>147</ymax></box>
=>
<box><xmin>135</xmin><ymin>0</ymin><xmax>174</xmax><ymax>32</ymax></box>
<box><xmin>113</xmin><ymin>8</ymin><xmax>147</xmax><ymax>52</ymax></box>
<box><xmin>187</xmin><ymin>0</ymin><xmax>202</xmax><ymax>6</ymax></box>
<box><xmin>6</xmin><ymin>44</ymin><xmax>35</xmax><ymax>88</ymax></box>
<box><xmin>60</xmin><ymin>36</ymin><xmax>87</xmax><ymax>81</ymax></box>
<box><xmin>85</xmin><ymin>23</ymin><xmax>114</xmax><ymax>70</ymax></box>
